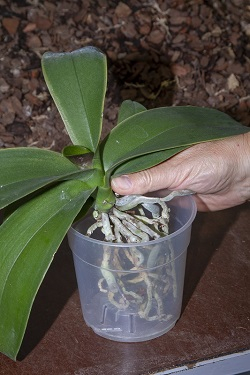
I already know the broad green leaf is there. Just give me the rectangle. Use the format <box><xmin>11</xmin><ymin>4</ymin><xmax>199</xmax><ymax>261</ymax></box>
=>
<box><xmin>0</xmin><ymin>180</ymin><xmax>94</xmax><ymax>360</ymax></box>
<box><xmin>102</xmin><ymin>106</ymin><xmax>250</xmax><ymax>172</ymax></box>
<box><xmin>0</xmin><ymin>148</ymin><xmax>83</xmax><ymax>209</ymax></box>
<box><xmin>63</xmin><ymin>145</ymin><xmax>94</xmax><ymax>169</ymax></box>
<box><xmin>112</xmin><ymin>146</ymin><xmax>187</xmax><ymax>177</ymax></box>
<box><xmin>63</xmin><ymin>145</ymin><xmax>92</xmax><ymax>157</ymax></box>
<box><xmin>42</xmin><ymin>47</ymin><xmax>107</xmax><ymax>152</ymax></box>
<box><xmin>2</xmin><ymin>168</ymin><xmax>98</xmax><ymax>221</ymax></box>
<box><xmin>117</xmin><ymin>100</ymin><xmax>146</xmax><ymax>123</ymax></box>
<box><xmin>93</xmin><ymin>101</ymin><xmax>147</xmax><ymax>177</ymax></box>
<box><xmin>73</xmin><ymin>196</ymin><xmax>94</xmax><ymax>222</ymax></box>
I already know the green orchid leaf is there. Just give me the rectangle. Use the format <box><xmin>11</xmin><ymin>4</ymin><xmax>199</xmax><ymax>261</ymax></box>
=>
<box><xmin>117</xmin><ymin>100</ymin><xmax>146</xmax><ymax>123</ymax></box>
<box><xmin>63</xmin><ymin>145</ymin><xmax>94</xmax><ymax>169</ymax></box>
<box><xmin>0</xmin><ymin>180</ymin><xmax>94</xmax><ymax>360</ymax></box>
<box><xmin>2</xmin><ymin>168</ymin><xmax>99</xmax><ymax>221</ymax></box>
<box><xmin>102</xmin><ymin>106</ymin><xmax>249</xmax><ymax>172</ymax></box>
<box><xmin>63</xmin><ymin>145</ymin><xmax>92</xmax><ymax>157</ymax></box>
<box><xmin>0</xmin><ymin>148</ymin><xmax>83</xmax><ymax>209</ymax></box>
<box><xmin>42</xmin><ymin>47</ymin><xmax>107</xmax><ymax>152</ymax></box>
<box><xmin>112</xmin><ymin>146</ymin><xmax>187</xmax><ymax>177</ymax></box>
<box><xmin>73</xmin><ymin>196</ymin><xmax>95</xmax><ymax>222</ymax></box>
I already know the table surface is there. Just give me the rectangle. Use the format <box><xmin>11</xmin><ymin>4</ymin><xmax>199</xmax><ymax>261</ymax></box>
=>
<box><xmin>0</xmin><ymin>203</ymin><xmax>249</xmax><ymax>375</ymax></box>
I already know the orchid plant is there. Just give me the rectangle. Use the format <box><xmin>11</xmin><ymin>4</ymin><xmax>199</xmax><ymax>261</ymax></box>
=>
<box><xmin>0</xmin><ymin>46</ymin><xmax>248</xmax><ymax>360</ymax></box>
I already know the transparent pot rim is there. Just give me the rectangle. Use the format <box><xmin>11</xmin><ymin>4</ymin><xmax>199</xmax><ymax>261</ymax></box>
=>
<box><xmin>69</xmin><ymin>195</ymin><xmax>197</xmax><ymax>248</ymax></box>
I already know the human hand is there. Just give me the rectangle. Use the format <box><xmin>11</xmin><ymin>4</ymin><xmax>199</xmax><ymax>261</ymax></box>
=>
<box><xmin>111</xmin><ymin>133</ymin><xmax>250</xmax><ymax>211</ymax></box>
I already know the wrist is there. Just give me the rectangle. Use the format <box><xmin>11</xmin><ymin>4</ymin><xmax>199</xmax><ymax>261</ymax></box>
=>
<box><xmin>238</xmin><ymin>132</ymin><xmax>250</xmax><ymax>202</ymax></box>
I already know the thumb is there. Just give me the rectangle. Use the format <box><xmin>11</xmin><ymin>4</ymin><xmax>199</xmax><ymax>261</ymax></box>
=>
<box><xmin>111</xmin><ymin>163</ymin><xmax>174</xmax><ymax>195</ymax></box>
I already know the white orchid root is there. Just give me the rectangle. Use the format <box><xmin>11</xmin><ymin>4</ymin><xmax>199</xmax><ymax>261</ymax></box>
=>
<box><xmin>87</xmin><ymin>189</ymin><xmax>194</xmax><ymax>321</ymax></box>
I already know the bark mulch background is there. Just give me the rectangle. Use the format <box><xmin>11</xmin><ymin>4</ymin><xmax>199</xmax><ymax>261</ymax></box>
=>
<box><xmin>0</xmin><ymin>0</ymin><xmax>249</xmax><ymax>151</ymax></box>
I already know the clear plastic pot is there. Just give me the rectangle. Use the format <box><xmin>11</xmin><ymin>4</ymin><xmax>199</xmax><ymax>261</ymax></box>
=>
<box><xmin>67</xmin><ymin>195</ymin><xmax>197</xmax><ymax>342</ymax></box>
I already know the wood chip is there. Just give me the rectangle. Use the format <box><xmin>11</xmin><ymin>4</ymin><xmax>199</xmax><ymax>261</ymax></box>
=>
<box><xmin>34</xmin><ymin>16</ymin><xmax>52</xmax><ymax>30</ymax></box>
<box><xmin>114</xmin><ymin>2</ymin><xmax>132</xmax><ymax>18</ymax></box>
<box><xmin>23</xmin><ymin>23</ymin><xmax>37</xmax><ymax>33</ymax></box>
<box><xmin>121</xmin><ymin>22</ymin><xmax>138</xmax><ymax>39</ymax></box>
<box><xmin>26</xmin><ymin>34</ymin><xmax>42</xmax><ymax>48</ymax></box>
<box><xmin>171</xmin><ymin>64</ymin><xmax>191</xmax><ymax>77</ymax></box>
<box><xmin>139</xmin><ymin>24</ymin><xmax>151</xmax><ymax>35</ymax></box>
<box><xmin>147</xmin><ymin>29</ymin><xmax>165</xmax><ymax>45</ymax></box>
<box><xmin>0</xmin><ymin>78</ymin><xmax>10</xmax><ymax>94</ymax></box>
<box><xmin>227</xmin><ymin>74</ymin><xmax>240</xmax><ymax>91</ymax></box>
<box><xmin>2</xmin><ymin>18</ymin><xmax>20</xmax><ymax>35</ymax></box>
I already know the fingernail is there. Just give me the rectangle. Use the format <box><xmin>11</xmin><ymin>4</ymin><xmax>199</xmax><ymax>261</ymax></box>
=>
<box><xmin>112</xmin><ymin>175</ymin><xmax>132</xmax><ymax>190</ymax></box>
